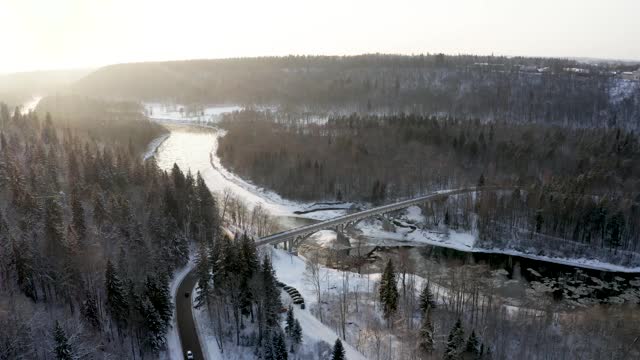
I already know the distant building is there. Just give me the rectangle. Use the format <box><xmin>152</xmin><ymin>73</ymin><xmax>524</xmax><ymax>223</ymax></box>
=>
<box><xmin>564</xmin><ymin>67</ymin><xmax>591</xmax><ymax>75</ymax></box>
<box><xmin>621</xmin><ymin>69</ymin><xmax>640</xmax><ymax>81</ymax></box>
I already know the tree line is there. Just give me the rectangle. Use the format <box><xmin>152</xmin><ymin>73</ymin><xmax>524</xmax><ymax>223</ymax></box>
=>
<box><xmin>72</xmin><ymin>54</ymin><xmax>640</xmax><ymax>130</ymax></box>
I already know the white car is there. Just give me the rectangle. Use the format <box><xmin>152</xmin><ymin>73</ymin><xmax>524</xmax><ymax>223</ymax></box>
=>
<box><xmin>186</xmin><ymin>350</ymin><xmax>194</xmax><ymax>359</ymax></box>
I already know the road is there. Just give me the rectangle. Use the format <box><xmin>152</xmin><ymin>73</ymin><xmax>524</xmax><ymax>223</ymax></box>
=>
<box><xmin>175</xmin><ymin>271</ymin><xmax>204</xmax><ymax>360</ymax></box>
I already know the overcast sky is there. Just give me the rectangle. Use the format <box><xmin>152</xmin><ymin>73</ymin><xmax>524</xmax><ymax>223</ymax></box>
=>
<box><xmin>1</xmin><ymin>0</ymin><xmax>639</xmax><ymax>73</ymax></box>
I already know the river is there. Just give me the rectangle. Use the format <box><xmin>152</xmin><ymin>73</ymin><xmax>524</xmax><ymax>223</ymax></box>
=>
<box><xmin>151</xmin><ymin>121</ymin><xmax>640</xmax><ymax>309</ymax></box>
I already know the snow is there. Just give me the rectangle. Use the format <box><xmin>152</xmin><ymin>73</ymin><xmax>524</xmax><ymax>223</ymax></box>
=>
<box><xmin>307</xmin><ymin>230</ymin><xmax>338</xmax><ymax>248</ymax></box>
<box><xmin>192</xmin><ymin>301</ymin><xmax>223</xmax><ymax>360</ymax></box>
<box><xmin>160</xmin><ymin>260</ymin><xmax>196</xmax><ymax>360</ymax></box>
<box><xmin>270</xmin><ymin>248</ymin><xmax>369</xmax><ymax>360</ymax></box>
<box><xmin>356</xmin><ymin>218</ymin><xmax>477</xmax><ymax>251</ymax></box>
<box><xmin>143</xmin><ymin>133</ymin><xmax>170</xmax><ymax>160</ymax></box>
<box><xmin>403</xmin><ymin>205</ymin><xmax>426</xmax><ymax>224</ymax></box>
<box><xmin>144</xmin><ymin>103</ymin><xmax>243</xmax><ymax>123</ymax></box>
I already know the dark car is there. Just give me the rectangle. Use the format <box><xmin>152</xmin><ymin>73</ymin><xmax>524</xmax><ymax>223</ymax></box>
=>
<box><xmin>185</xmin><ymin>292</ymin><xmax>190</xmax><ymax>298</ymax></box>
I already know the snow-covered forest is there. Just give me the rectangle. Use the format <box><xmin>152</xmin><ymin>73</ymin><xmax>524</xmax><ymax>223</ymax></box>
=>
<box><xmin>72</xmin><ymin>55</ymin><xmax>640</xmax><ymax>130</ymax></box>
<box><xmin>0</xmin><ymin>102</ymin><xmax>218</xmax><ymax>358</ymax></box>
<box><xmin>217</xmin><ymin>110</ymin><xmax>640</xmax><ymax>258</ymax></box>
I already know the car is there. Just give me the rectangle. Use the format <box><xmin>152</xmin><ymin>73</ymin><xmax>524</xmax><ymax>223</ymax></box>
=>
<box><xmin>184</xmin><ymin>292</ymin><xmax>190</xmax><ymax>298</ymax></box>
<box><xmin>186</xmin><ymin>350</ymin><xmax>194</xmax><ymax>359</ymax></box>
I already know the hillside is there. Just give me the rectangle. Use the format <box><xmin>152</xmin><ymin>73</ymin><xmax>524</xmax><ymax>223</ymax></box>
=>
<box><xmin>71</xmin><ymin>54</ymin><xmax>640</xmax><ymax>129</ymax></box>
<box><xmin>0</xmin><ymin>68</ymin><xmax>91</xmax><ymax>107</ymax></box>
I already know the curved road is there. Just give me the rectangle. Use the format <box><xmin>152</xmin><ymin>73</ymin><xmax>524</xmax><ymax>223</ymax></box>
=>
<box><xmin>175</xmin><ymin>271</ymin><xmax>204</xmax><ymax>360</ymax></box>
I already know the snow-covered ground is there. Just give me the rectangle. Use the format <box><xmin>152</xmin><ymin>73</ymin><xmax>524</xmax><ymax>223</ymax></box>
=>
<box><xmin>308</xmin><ymin>230</ymin><xmax>339</xmax><ymax>248</ymax></box>
<box><xmin>143</xmin><ymin>133</ymin><xmax>170</xmax><ymax>160</ymax></box>
<box><xmin>144</xmin><ymin>103</ymin><xmax>243</xmax><ymax>123</ymax></box>
<box><xmin>271</xmin><ymin>248</ymin><xmax>369</xmax><ymax>360</ymax></box>
<box><xmin>160</xmin><ymin>260</ymin><xmax>196</xmax><ymax>360</ymax></box>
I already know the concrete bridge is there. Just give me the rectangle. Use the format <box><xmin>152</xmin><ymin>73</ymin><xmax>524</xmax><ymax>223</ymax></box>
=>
<box><xmin>255</xmin><ymin>186</ymin><xmax>512</xmax><ymax>248</ymax></box>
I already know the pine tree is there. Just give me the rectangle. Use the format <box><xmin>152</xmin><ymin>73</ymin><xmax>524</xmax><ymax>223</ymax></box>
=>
<box><xmin>261</xmin><ymin>255</ymin><xmax>282</xmax><ymax>327</ymax></box>
<box><xmin>144</xmin><ymin>274</ymin><xmax>173</xmax><ymax>327</ymax></box>
<box><xmin>93</xmin><ymin>195</ymin><xmax>107</xmax><ymax>228</ymax></box>
<box><xmin>194</xmin><ymin>246</ymin><xmax>212</xmax><ymax>309</ymax></box>
<box><xmin>262</xmin><ymin>330</ymin><xmax>275</xmax><ymax>360</ymax></box>
<box><xmin>139</xmin><ymin>296</ymin><xmax>166</xmax><ymax>351</ymax></box>
<box><xmin>44</xmin><ymin>196</ymin><xmax>65</xmax><ymax>258</ymax></box>
<box><xmin>379</xmin><ymin>259</ymin><xmax>398</xmax><ymax>325</ymax></box>
<box><xmin>105</xmin><ymin>260</ymin><xmax>129</xmax><ymax>328</ymax></box>
<box><xmin>418</xmin><ymin>306</ymin><xmax>434</xmax><ymax>355</ymax></box>
<box><xmin>12</xmin><ymin>238</ymin><xmax>37</xmax><ymax>300</ymax></box>
<box><xmin>331</xmin><ymin>338</ymin><xmax>346</xmax><ymax>360</ymax></box>
<box><xmin>239</xmin><ymin>234</ymin><xmax>258</xmax><ymax>315</ymax></box>
<box><xmin>477</xmin><ymin>173</ymin><xmax>485</xmax><ymax>187</ymax></box>
<box><xmin>285</xmin><ymin>306</ymin><xmax>295</xmax><ymax>337</ymax></box>
<box><xmin>444</xmin><ymin>319</ymin><xmax>465</xmax><ymax>360</ymax></box>
<box><xmin>292</xmin><ymin>319</ymin><xmax>303</xmax><ymax>346</ymax></box>
<box><xmin>465</xmin><ymin>330</ymin><xmax>480</xmax><ymax>358</ymax></box>
<box><xmin>81</xmin><ymin>291</ymin><xmax>101</xmax><ymax>329</ymax></box>
<box><xmin>419</xmin><ymin>283</ymin><xmax>436</xmax><ymax>313</ymax></box>
<box><xmin>70</xmin><ymin>186</ymin><xmax>86</xmax><ymax>240</ymax></box>
<box><xmin>272</xmin><ymin>330</ymin><xmax>288</xmax><ymax>360</ymax></box>
<box><xmin>53</xmin><ymin>321</ymin><xmax>73</xmax><ymax>360</ymax></box>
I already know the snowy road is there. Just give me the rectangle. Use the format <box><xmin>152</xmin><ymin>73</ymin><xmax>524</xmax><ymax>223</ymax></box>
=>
<box><xmin>176</xmin><ymin>272</ymin><xmax>204</xmax><ymax>360</ymax></box>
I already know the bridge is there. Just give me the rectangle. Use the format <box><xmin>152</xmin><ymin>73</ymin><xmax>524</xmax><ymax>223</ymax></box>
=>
<box><xmin>255</xmin><ymin>186</ymin><xmax>512</xmax><ymax>248</ymax></box>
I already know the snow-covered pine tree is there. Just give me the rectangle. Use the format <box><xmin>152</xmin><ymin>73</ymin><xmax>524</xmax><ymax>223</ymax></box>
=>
<box><xmin>285</xmin><ymin>306</ymin><xmax>295</xmax><ymax>337</ymax></box>
<box><xmin>292</xmin><ymin>319</ymin><xmax>303</xmax><ymax>346</ymax></box>
<box><xmin>261</xmin><ymin>254</ymin><xmax>282</xmax><ymax>327</ymax></box>
<box><xmin>139</xmin><ymin>297</ymin><xmax>166</xmax><ymax>352</ymax></box>
<box><xmin>194</xmin><ymin>245</ymin><xmax>212</xmax><ymax>309</ymax></box>
<box><xmin>239</xmin><ymin>233</ymin><xmax>258</xmax><ymax>315</ymax></box>
<box><xmin>444</xmin><ymin>319</ymin><xmax>465</xmax><ymax>360</ymax></box>
<box><xmin>144</xmin><ymin>273</ymin><xmax>173</xmax><ymax>327</ymax></box>
<box><xmin>379</xmin><ymin>259</ymin><xmax>399</xmax><ymax>325</ymax></box>
<box><xmin>81</xmin><ymin>290</ymin><xmax>101</xmax><ymax>329</ymax></box>
<box><xmin>419</xmin><ymin>282</ymin><xmax>436</xmax><ymax>313</ymax></box>
<box><xmin>53</xmin><ymin>321</ymin><xmax>73</xmax><ymax>360</ymax></box>
<box><xmin>272</xmin><ymin>330</ymin><xmax>288</xmax><ymax>360</ymax></box>
<box><xmin>70</xmin><ymin>185</ymin><xmax>86</xmax><ymax>240</ymax></box>
<box><xmin>465</xmin><ymin>330</ymin><xmax>480</xmax><ymax>358</ymax></box>
<box><xmin>105</xmin><ymin>259</ymin><xmax>129</xmax><ymax>329</ymax></box>
<box><xmin>418</xmin><ymin>306</ymin><xmax>434</xmax><ymax>355</ymax></box>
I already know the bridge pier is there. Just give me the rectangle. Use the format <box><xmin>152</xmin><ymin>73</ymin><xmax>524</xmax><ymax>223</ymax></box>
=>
<box><xmin>334</xmin><ymin>224</ymin><xmax>351</xmax><ymax>247</ymax></box>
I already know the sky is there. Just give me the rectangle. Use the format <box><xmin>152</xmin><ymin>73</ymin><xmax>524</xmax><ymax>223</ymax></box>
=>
<box><xmin>1</xmin><ymin>0</ymin><xmax>639</xmax><ymax>74</ymax></box>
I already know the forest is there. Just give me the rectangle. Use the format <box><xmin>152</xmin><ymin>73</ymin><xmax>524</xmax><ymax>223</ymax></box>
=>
<box><xmin>217</xmin><ymin>110</ymin><xmax>640</xmax><ymax>256</ymax></box>
<box><xmin>71</xmin><ymin>54</ymin><xmax>640</xmax><ymax>130</ymax></box>
<box><xmin>0</xmin><ymin>102</ymin><xmax>220</xmax><ymax>358</ymax></box>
